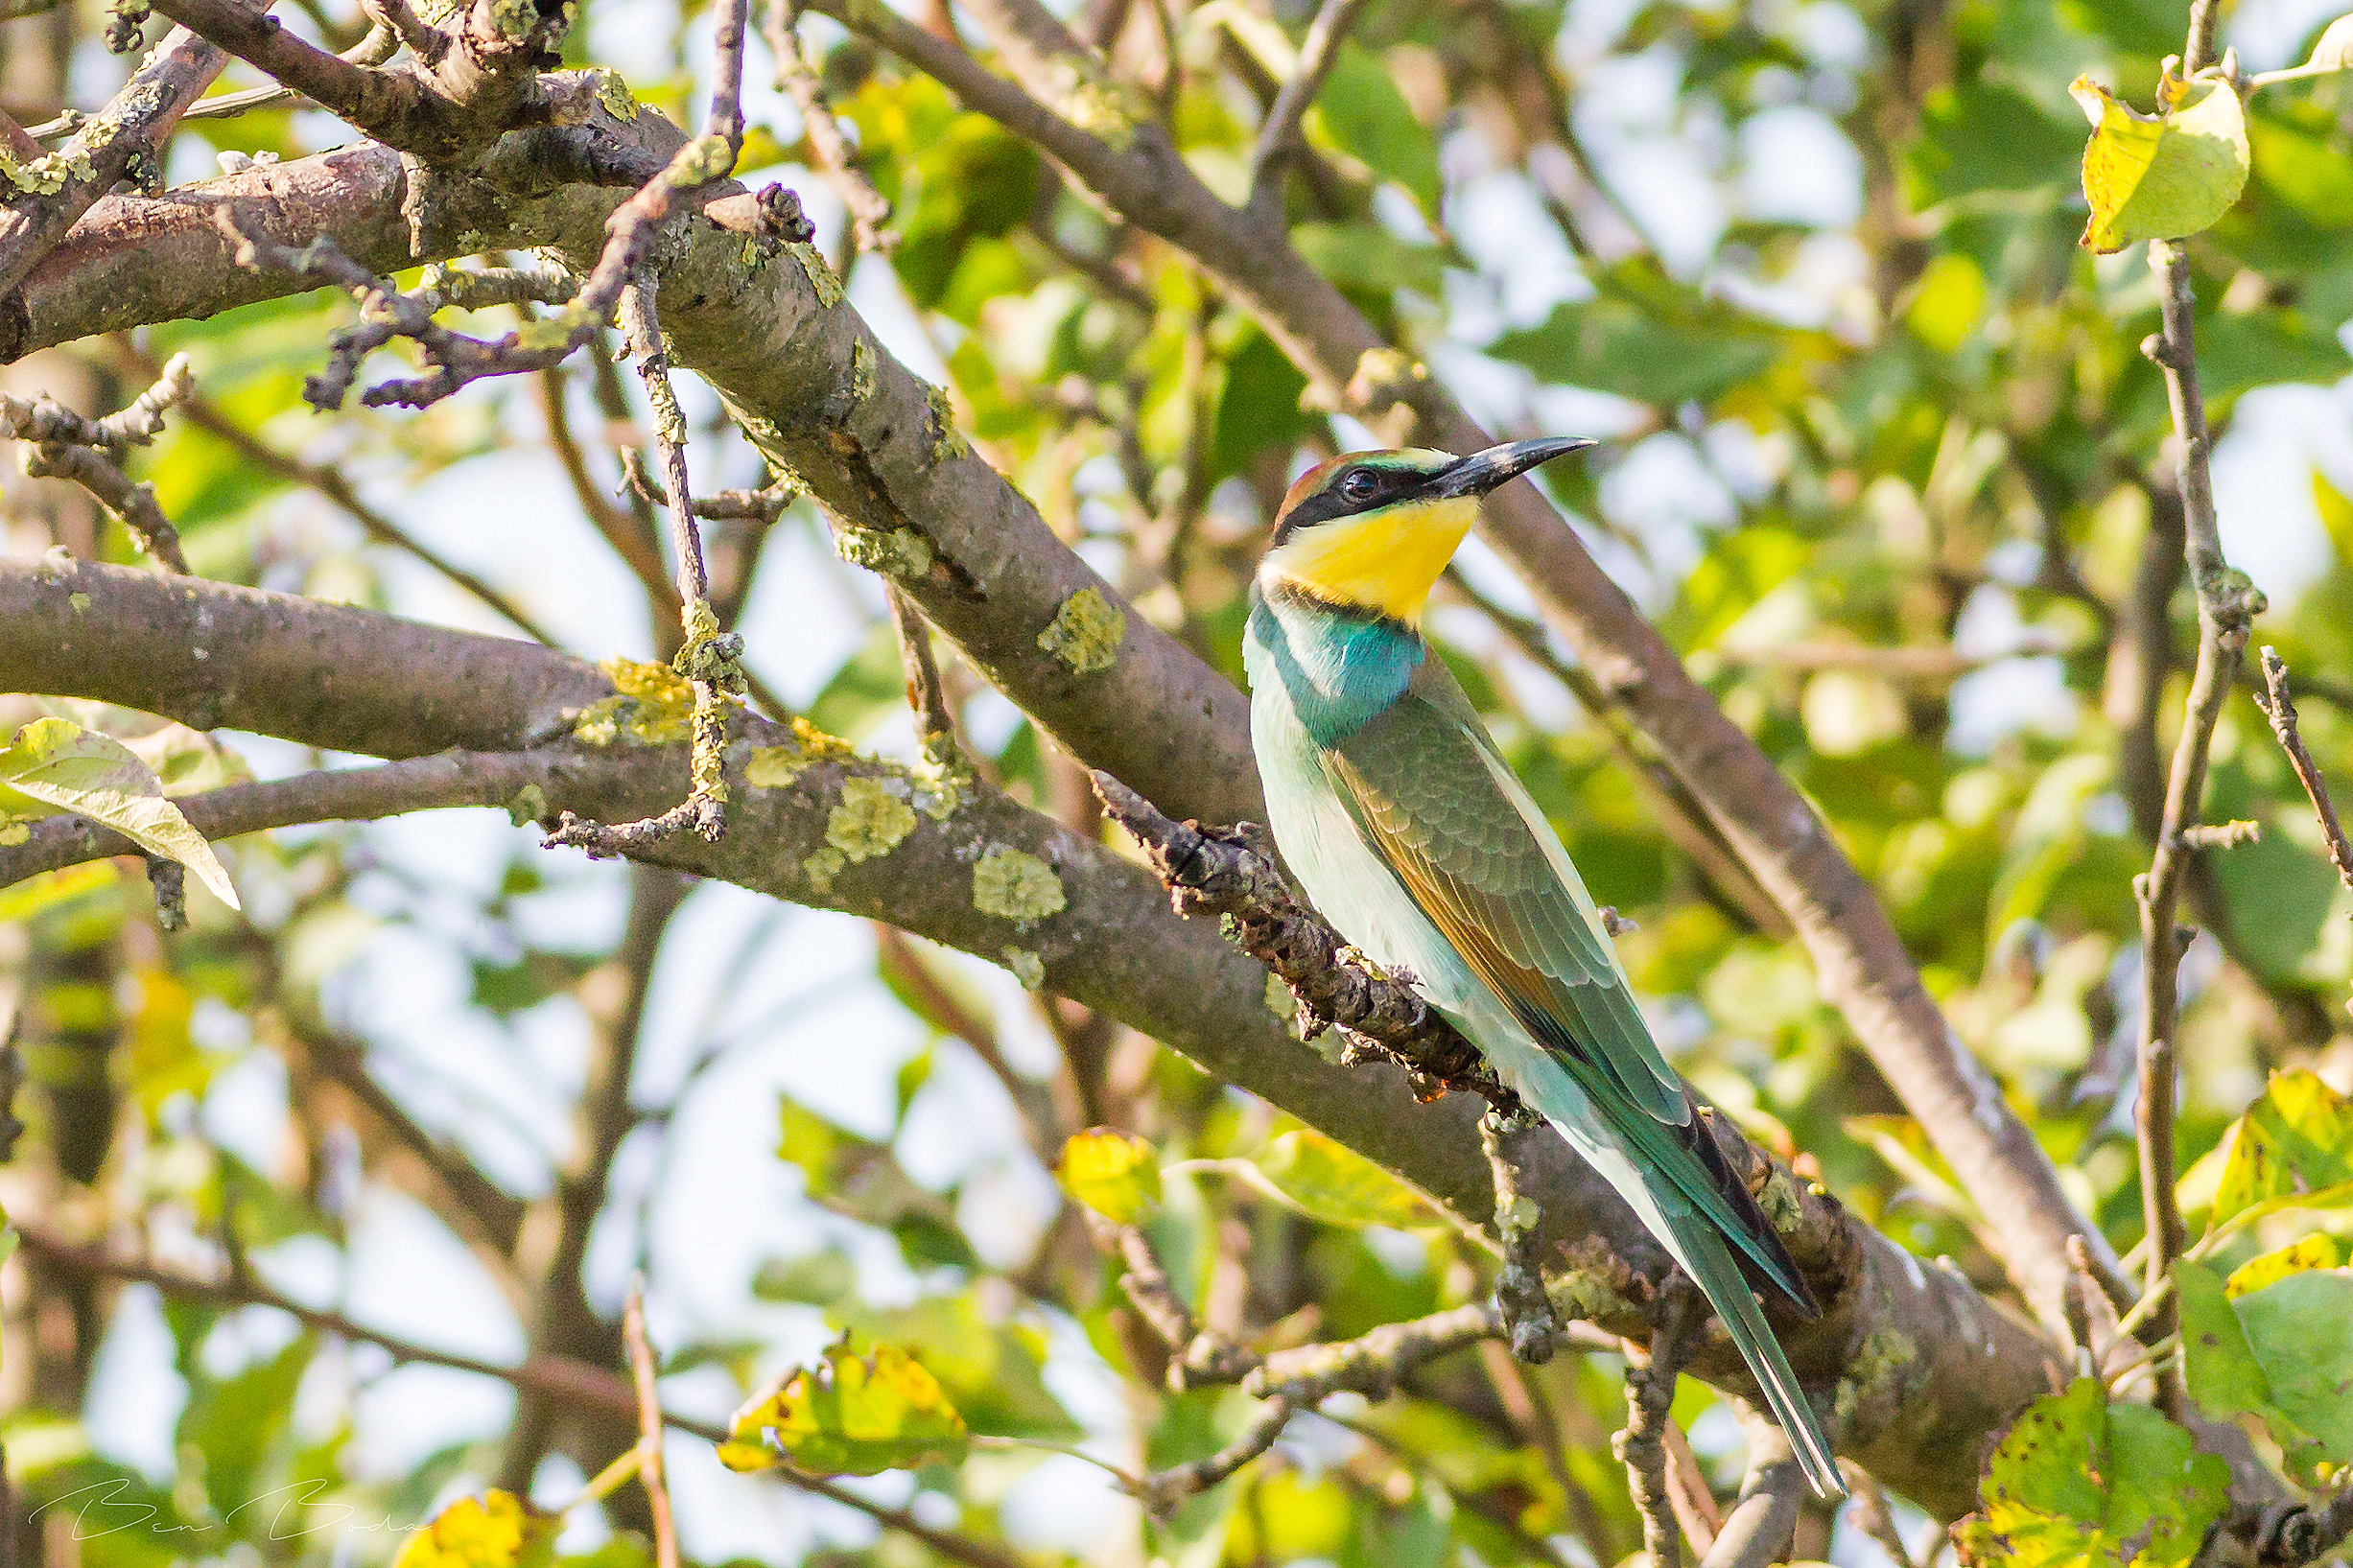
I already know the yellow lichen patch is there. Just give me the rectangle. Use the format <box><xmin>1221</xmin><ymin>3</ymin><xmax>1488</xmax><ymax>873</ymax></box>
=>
<box><xmin>506</xmin><ymin>784</ymin><xmax>549</xmax><ymax>829</ymax></box>
<box><xmin>745</xmin><ymin>718</ymin><xmax>857</xmax><ymax>787</ymax></box>
<box><xmin>803</xmin><ymin>845</ymin><xmax>847</xmax><ymax>893</ymax></box>
<box><xmin>1036</xmin><ymin>588</ymin><xmax>1125</xmax><ymax>674</ymax></box>
<box><xmin>973</xmin><ymin>848</ymin><xmax>1066</xmax><ymax>921</ymax></box>
<box><xmin>1002</xmin><ymin>947</ymin><xmax>1045</xmax><ymax>990</ymax></box>
<box><xmin>851</xmin><ymin>339</ymin><xmax>878</xmax><ymax>402</ymax></box>
<box><xmin>573</xmin><ymin>658</ymin><xmax>695</xmax><ymax>746</ymax></box>
<box><xmin>592</xmin><ymin>67</ymin><xmax>639</xmax><ymax>121</ymax></box>
<box><xmin>788</xmin><ymin>241</ymin><xmax>846</xmax><ymax>309</ymax></box>
<box><xmin>827</xmin><ymin>777</ymin><xmax>918</xmax><ymax>863</ymax></box>
<box><xmin>834</xmin><ymin>524</ymin><xmax>933</xmax><ymax>578</ymax></box>
<box><xmin>0</xmin><ymin>820</ymin><xmax>29</xmax><ymax>847</ymax></box>
<box><xmin>1263</xmin><ymin>970</ymin><xmax>1298</xmax><ymax>1023</ymax></box>
<box><xmin>925</xmin><ymin>383</ymin><xmax>970</xmax><ymax>465</ymax></box>
<box><xmin>1833</xmin><ymin>1324</ymin><xmax>1918</xmax><ymax>1439</ymax></box>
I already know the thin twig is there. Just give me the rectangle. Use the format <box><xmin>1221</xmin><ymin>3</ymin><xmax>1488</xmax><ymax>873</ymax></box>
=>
<box><xmin>15</xmin><ymin>1224</ymin><xmax>1026</xmax><ymax>1568</ymax></box>
<box><xmin>624</xmin><ymin>1276</ymin><xmax>681</xmax><ymax>1568</ymax></box>
<box><xmin>886</xmin><ymin>584</ymin><xmax>966</xmax><ymax>763</ymax></box>
<box><xmin>2253</xmin><ymin>647</ymin><xmax>2353</xmax><ymax>899</ymax></box>
<box><xmin>1840</xmin><ymin>1462</ymin><xmax>1915</xmax><ymax>1568</ymax></box>
<box><xmin>1694</xmin><ymin>1418</ymin><xmax>1801</xmax><ymax>1568</ymax></box>
<box><xmin>3</xmin><ymin>353</ymin><xmax>197</xmax><ymax>571</ymax></box>
<box><xmin>766</xmin><ymin>0</ymin><xmax>895</xmax><ymax>254</ymax></box>
<box><xmin>2131</xmin><ymin>185</ymin><xmax>2268</xmax><ymax>1419</ymax></box>
<box><xmin>1481</xmin><ymin>1105</ymin><xmax>1561</xmax><ymax>1362</ymax></box>
<box><xmin>179</xmin><ymin>19</ymin><xmax>397</xmax><ymax>121</ymax></box>
<box><xmin>546</xmin><ymin>270</ymin><xmax>746</xmax><ymax>853</ymax></box>
<box><xmin>1616</xmin><ymin>1283</ymin><xmax>1697</xmax><ymax>1568</ymax></box>
<box><xmin>1090</xmin><ymin>769</ymin><xmax>1514</xmax><ymax>1106</ymax></box>
<box><xmin>1246</xmin><ymin>0</ymin><xmax>1372</xmax><ymax>214</ymax></box>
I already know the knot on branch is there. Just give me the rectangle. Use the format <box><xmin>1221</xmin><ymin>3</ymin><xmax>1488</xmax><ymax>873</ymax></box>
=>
<box><xmin>1089</xmin><ymin>769</ymin><xmax>1515</xmax><ymax>1109</ymax></box>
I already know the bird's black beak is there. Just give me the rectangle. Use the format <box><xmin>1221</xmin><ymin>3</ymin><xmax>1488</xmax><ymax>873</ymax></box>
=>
<box><xmin>1427</xmin><ymin>436</ymin><xmax>1594</xmax><ymax>500</ymax></box>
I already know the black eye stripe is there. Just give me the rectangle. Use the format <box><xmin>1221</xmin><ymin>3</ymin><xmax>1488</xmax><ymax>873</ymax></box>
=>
<box><xmin>1271</xmin><ymin>462</ymin><xmax>1431</xmax><ymax>545</ymax></box>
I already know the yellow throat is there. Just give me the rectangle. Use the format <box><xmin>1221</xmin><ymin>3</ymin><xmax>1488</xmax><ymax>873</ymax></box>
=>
<box><xmin>1259</xmin><ymin>496</ymin><xmax>1479</xmax><ymax>622</ymax></box>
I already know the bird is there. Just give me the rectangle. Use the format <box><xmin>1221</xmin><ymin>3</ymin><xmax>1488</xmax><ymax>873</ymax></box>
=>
<box><xmin>1241</xmin><ymin>438</ymin><xmax>1845</xmax><ymax>1501</ymax></box>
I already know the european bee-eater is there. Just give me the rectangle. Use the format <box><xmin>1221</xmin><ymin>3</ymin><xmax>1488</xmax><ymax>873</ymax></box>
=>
<box><xmin>1242</xmin><ymin>439</ymin><xmax>1844</xmax><ymax>1499</ymax></box>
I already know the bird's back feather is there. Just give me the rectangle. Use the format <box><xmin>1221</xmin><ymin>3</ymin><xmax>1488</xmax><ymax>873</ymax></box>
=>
<box><xmin>1244</xmin><ymin>592</ymin><xmax>1844</xmax><ymax>1500</ymax></box>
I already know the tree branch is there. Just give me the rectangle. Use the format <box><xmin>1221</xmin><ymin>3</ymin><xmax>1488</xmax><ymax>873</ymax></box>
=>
<box><xmin>1245</xmin><ymin>0</ymin><xmax>1371</xmax><ymax>214</ymax></box>
<box><xmin>0</xmin><ymin>556</ymin><xmax>2071</xmax><ymax>1521</ymax></box>
<box><xmin>1694</xmin><ymin>1419</ymin><xmax>1802</xmax><ymax>1568</ymax></box>
<box><xmin>0</xmin><ymin>28</ymin><xmax>227</xmax><ymax>300</ymax></box>
<box><xmin>2</xmin><ymin>349</ymin><xmax>195</xmax><ymax>570</ymax></box>
<box><xmin>1616</xmin><ymin>1285</ymin><xmax>1697</xmax><ymax>1568</ymax></box>
<box><xmin>819</xmin><ymin>0</ymin><xmax>2124</xmax><ymax>1330</ymax></box>
<box><xmin>623</xmin><ymin>1277</ymin><xmax>681</xmax><ymax>1568</ymax></box>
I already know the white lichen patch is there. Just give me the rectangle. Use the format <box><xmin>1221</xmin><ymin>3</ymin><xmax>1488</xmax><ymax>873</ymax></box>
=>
<box><xmin>573</xmin><ymin>658</ymin><xmax>695</xmax><ymax>746</ymax></box>
<box><xmin>973</xmin><ymin>847</ymin><xmax>1066</xmax><ymax>921</ymax></box>
<box><xmin>787</xmin><ymin>241</ymin><xmax>845</xmax><ymax>309</ymax></box>
<box><xmin>1036</xmin><ymin>587</ymin><xmax>1125</xmax><ymax>674</ymax></box>
<box><xmin>1002</xmin><ymin>947</ymin><xmax>1045</xmax><ymax>990</ymax></box>
<box><xmin>826</xmin><ymin>776</ymin><xmax>918</xmax><ymax>863</ymax></box>
<box><xmin>744</xmin><ymin>717</ymin><xmax>857</xmax><ymax>787</ymax></box>
<box><xmin>833</xmin><ymin>523</ymin><xmax>933</xmax><ymax>578</ymax></box>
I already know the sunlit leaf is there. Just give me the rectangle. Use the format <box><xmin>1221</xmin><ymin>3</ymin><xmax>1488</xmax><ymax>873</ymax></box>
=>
<box><xmin>2224</xmin><ymin>1233</ymin><xmax>2345</xmax><ymax>1298</ymax></box>
<box><xmin>2201</xmin><ymin>1070</ymin><xmax>2353</xmax><ymax>1236</ymax></box>
<box><xmin>0</xmin><ymin>718</ymin><xmax>239</xmax><ymax>910</ymax></box>
<box><xmin>2304</xmin><ymin>13</ymin><xmax>2353</xmax><ymax>70</ymax></box>
<box><xmin>2071</xmin><ymin>73</ymin><xmax>2249</xmax><ymax>252</ymax></box>
<box><xmin>1307</xmin><ymin>46</ymin><xmax>1440</xmax><ymax>211</ymax></box>
<box><xmin>1056</xmin><ymin>1128</ymin><xmax>1162</xmax><ymax>1224</ymax></box>
<box><xmin>392</xmin><ymin>1490</ymin><xmax>559</xmax><ymax>1568</ymax></box>
<box><xmin>718</xmin><ymin>1340</ymin><xmax>969</xmax><ymax>1476</ymax></box>
<box><xmin>1951</xmin><ymin>1376</ymin><xmax>2228</xmax><ymax>1566</ymax></box>
<box><xmin>1254</xmin><ymin>1130</ymin><xmax>1432</xmax><ymax>1229</ymax></box>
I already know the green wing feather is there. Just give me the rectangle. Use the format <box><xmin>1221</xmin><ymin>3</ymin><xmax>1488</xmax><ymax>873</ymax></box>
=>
<box><xmin>1324</xmin><ymin>659</ymin><xmax>1817</xmax><ymax>1317</ymax></box>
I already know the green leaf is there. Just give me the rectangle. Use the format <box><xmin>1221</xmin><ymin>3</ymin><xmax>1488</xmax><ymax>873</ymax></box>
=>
<box><xmin>392</xmin><ymin>1490</ymin><xmax>560</xmax><ymax>1568</ymax></box>
<box><xmin>1056</xmin><ymin>1127</ymin><xmax>1162</xmax><ymax>1224</ymax></box>
<box><xmin>1308</xmin><ymin>46</ymin><xmax>1441</xmax><ymax>211</ymax></box>
<box><xmin>1952</xmin><ymin>1376</ymin><xmax>2229</xmax><ymax>1566</ymax></box>
<box><xmin>2202</xmin><ymin>1070</ymin><xmax>2353</xmax><ymax>1237</ymax></box>
<box><xmin>2071</xmin><ymin>73</ymin><xmax>2250</xmax><ymax>252</ymax></box>
<box><xmin>0</xmin><ymin>718</ymin><xmax>238</xmax><ymax>910</ymax></box>
<box><xmin>1491</xmin><ymin>296</ymin><xmax>1776</xmax><ymax>407</ymax></box>
<box><xmin>718</xmin><ymin>1340</ymin><xmax>970</xmax><ymax>1476</ymax></box>
<box><xmin>2179</xmin><ymin>1258</ymin><xmax>2353</xmax><ymax>1481</ymax></box>
<box><xmin>1253</xmin><ymin>1130</ymin><xmax>1433</xmax><ymax>1229</ymax></box>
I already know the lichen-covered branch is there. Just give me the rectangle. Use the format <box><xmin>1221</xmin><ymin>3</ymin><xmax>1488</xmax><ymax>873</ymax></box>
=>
<box><xmin>1616</xmin><ymin>1285</ymin><xmax>1698</xmax><ymax>1568</ymax></box>
<box><xmin>2</xmin><ymin>349</ymin><xmax>195</xmax><ymax>570</ymax></box>
<box><xmin>1090</xmin><ymin>768</ymin><xmax>1511</xmax><ymax>1104</ymax></box>
<box><xmin>0</xmin><ymin>554</ymin><xmax>2070</xmax><ymax>1520</ymax></box>
<box><xmin>820</xmin><ymin>0</ymin><xmax>2121</xmax><ymax>1333</ymax></box>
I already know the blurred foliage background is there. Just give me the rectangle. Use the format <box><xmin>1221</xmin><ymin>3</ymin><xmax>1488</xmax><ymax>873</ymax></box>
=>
<box><xmin>4</xmin><ymin>0</ymin><xmax>2353</xmax><ymax>1560</ymax></box>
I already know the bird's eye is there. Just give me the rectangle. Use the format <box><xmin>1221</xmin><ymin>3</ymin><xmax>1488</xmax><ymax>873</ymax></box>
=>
<box><xmin>1339</xmin><ymin>468</ymin><xmax>1379</xmax><ymax>502</ymax></box>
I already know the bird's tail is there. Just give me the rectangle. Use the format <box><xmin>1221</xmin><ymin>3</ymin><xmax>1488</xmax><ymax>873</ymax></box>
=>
<box><xmin>1662</xmin><ymin>1208</ymin><xmax>1846</xmax><ymax>1501</ymax></box>
<box><xmin>1498</xmin><ymin>1040</ymin><xmax>1847</xmax><ymax>1500</ymax></box>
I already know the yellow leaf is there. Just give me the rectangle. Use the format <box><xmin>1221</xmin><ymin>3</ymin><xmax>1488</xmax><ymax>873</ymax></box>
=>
<box><xmin>2203</xmin><ymin>1070</ymin><xmax>2353</xmax><ymax>1237</ymax></box>
<box><xmin>2070</xmin><ymin>73</ymin><xmax>2249</xmax><ymax>252</ymax></box>
<box><xmin>392</xmin><ymin>1491</ymin><xmax>558</xmax><ymax>1568</ymax></box>
<box><xmin>2226</xmin><ymin>1234</ymin><xmax>2347</xmax><ymax>1298</ymax></box>
<box><xmin>718</xmin><ymin>1340</ymin><xmax>969</xmax><ymax>1476</ymax></box>
<box><xmin>1054</xmin><ymin>1128</ymin><xmax>1161</xmax><ymax>1225</ymax></box>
